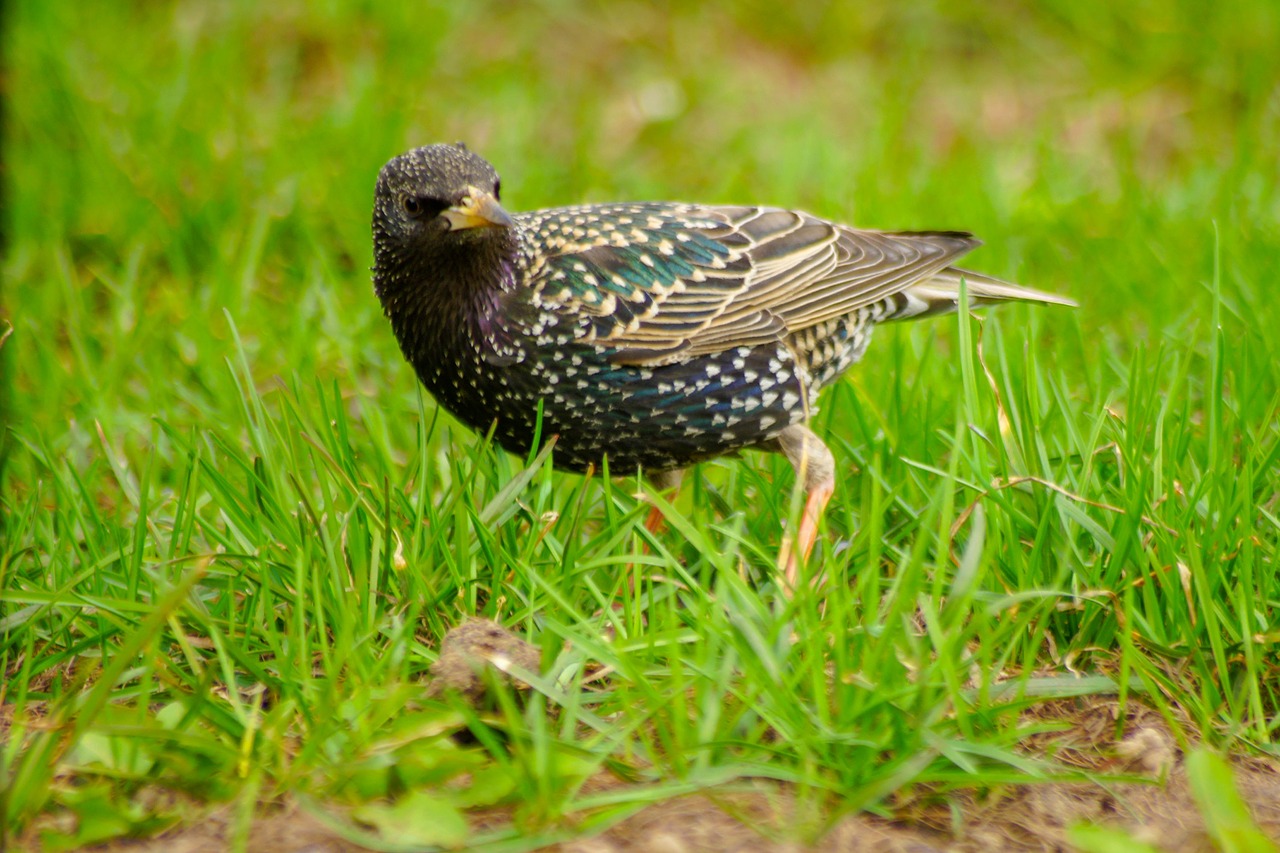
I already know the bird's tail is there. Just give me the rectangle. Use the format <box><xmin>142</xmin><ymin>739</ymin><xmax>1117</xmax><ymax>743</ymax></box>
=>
<box><xmin>891</xmin><ymin>267</ymin><xmax>1077</xmax><ymax>321</ymax></box>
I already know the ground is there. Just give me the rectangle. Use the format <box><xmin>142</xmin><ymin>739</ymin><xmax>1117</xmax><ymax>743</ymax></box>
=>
<box><xmin>79</xmin><ymin>699</ymin><xmax>1280</xmax><ymax>852</ymax></box>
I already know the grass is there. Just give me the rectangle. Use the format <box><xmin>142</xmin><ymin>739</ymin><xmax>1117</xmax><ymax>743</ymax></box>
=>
<box><xmin>3</xmin><ymin>0</ymin><xmax>1279</xmax><ymax>849</ymax></box>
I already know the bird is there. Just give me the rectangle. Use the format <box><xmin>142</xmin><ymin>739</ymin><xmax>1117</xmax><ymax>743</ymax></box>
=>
<box><xmin>371</xmin><ymin>143</ymin><xmax>1075</xmax><ymax>587</ymax></box>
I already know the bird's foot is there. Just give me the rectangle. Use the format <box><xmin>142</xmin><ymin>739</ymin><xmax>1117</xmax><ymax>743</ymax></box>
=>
<box><xmin>777</xmin><ymin>481</ymin><xmax>835</xmax><ymax>588</ymax></box>
<box><xmin>772</xmin><ymin>424</ymin><xmax>836</xmax><ymax>592</ymax></box>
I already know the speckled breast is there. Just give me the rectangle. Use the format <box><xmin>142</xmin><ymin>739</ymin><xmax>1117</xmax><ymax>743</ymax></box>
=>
<box><xmin>433</xmin><ymin>336</ymin><xmax>819</xmax><ymax>474</ymax></box>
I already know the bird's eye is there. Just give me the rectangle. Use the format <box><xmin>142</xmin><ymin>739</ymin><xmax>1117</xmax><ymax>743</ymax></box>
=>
<box><xmin>403</xmin><ymin>197</ymin><xmax>423</xmax><ymax>216</ymax></box>
<box><xmin>493</xmin><ymin>180</ymin><xmax>501</xmax><ymax>201</ymax></box>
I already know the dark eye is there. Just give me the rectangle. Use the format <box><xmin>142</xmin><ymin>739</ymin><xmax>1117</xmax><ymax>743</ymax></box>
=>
<box><xmin>493</xmin><ymin>180</ymin><xmax>501</xmax><ymax>201</ymax></box>
<box><xmin>403</xmin><ymin>196</ymin><xmax>449</xmax><ymax>220</ymax></box>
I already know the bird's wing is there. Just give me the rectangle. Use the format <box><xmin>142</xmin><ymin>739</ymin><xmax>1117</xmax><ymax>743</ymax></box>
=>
<box><xmin>514</xmin><ymin>203</ymin><xmax>980</xmax><ymax>366</ymax></box>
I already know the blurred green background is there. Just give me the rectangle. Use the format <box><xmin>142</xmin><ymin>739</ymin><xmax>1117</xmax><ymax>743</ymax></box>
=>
<box><xmin>7</xmin><ymin>0</ymin><xmax>1278</xmax><ymax>441</ymax></box>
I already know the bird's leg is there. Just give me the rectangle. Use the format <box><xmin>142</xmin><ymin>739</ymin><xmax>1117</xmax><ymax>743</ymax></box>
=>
<box><xmin>773</xmin><ymin>424</ymin><xmax>836</xmax><ymax>588</ymax></box>
<box><xmin>643</xmin><ymin>468</ymin><xmax>684</xmax><ymax>536</ymax></box>
<box><xmin>614</xmin><ymin>468</ymin><xmax>684</xmax><ymax>606</ymax></box>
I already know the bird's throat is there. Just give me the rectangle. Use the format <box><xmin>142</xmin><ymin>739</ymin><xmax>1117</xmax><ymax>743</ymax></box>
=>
<box><xmin>375</xmin><ymin>234</ymin><xmax>520</xmax><ymax>406</ymax></box>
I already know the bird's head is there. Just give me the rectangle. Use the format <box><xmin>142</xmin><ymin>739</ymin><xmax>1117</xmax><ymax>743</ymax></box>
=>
<box><xmin>372</xmin><ymin>143</ymin><xmax>513</xmax><ymax>283</ymax></box>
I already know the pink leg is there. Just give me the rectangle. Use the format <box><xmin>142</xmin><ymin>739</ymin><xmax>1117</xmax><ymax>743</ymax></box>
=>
<box><xmin>625</xmin><ymin>469</ymin><xmax>683</xmax><ymax>594</ymax></box>
<box><xmin>642</xmin><ymin>504</ymin><xmax>665</xmax><ymax>536</ymax></box>
<box><xmin>641</xmin><ymin>468</ymin><xmax>683</xmax><ymax>536</ymax></box>
<box><xmin>773</xmin><ymin>425</ymin><xmax>837</xmax><ymax>589</ymax></box>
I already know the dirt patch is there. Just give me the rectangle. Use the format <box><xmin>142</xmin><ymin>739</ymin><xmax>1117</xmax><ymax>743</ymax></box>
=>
<box><xmin>556</xmin><ymin>702</ymin><xmax>1280</xmax><ymax>852</ymax></box>
<box><xmin>61</xmin><ymin>698</ymin><xmax>1277</xmax><ymax>852</ymax></box>
<box><xmin>557</xmin><ymin>794</ymin><xmax>951</xmax><ymax>853</ymax></box>
<box><xmin>919</xmin><ymin>698</ymin><xmax>1280</xmax><ymax>852</ymax></box>
<box><xmin>560</xmin><ymin>749</ymin><xmax>1280</xmax><ymax>852</ymax></box>
<box><xmin>84</xmin><ymin>804</ymin><xmax>365</xmax><ymax>853</ymax></box>
<box><xmin>926</xmin><ymin>755</ymin><xmax>1280</xmax><ymax>852</ymax></box>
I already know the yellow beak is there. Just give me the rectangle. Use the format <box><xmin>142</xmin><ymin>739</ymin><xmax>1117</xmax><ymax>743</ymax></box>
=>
<box><xmin>441</xmin><ymin>186</ymin><xmax>514</xmax><ymax>231</ymax></box>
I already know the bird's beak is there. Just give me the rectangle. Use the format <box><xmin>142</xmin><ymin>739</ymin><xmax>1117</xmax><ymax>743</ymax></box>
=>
<box><xmin>441</xmin><ymin>186</ymin><xmax>514</xmax><ymax>231</ymax></box>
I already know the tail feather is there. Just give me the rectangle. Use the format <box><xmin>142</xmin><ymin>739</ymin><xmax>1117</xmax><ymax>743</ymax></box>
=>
<box><xmin>890</xmin><ymin>267</ymin><xmax>1077</xmax><ymax>321</ymax></box>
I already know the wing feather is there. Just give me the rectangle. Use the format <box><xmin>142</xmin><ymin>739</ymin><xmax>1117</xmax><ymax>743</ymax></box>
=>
<box><xmin>516</xmin><ymin>204</ymin><xmax>998</xmax><ymax>366</ymax></box>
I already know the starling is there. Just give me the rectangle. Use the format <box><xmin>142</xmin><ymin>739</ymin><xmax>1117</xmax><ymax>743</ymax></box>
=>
<box><xmin>372</xmin><ymin>143</ymin><xmax>1075</xmax><ymax>585</ymax></box>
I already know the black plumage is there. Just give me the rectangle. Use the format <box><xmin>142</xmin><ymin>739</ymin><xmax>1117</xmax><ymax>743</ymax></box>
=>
<box><xmin>372</xmin><ymin>143</ymin><xmax>1074</xmax><ymax>582</ymax></box>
